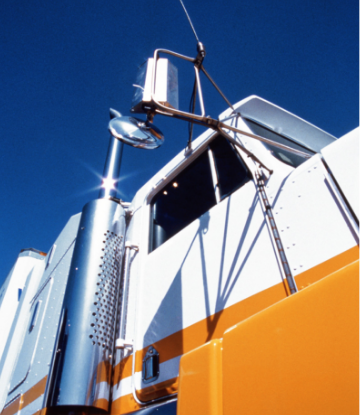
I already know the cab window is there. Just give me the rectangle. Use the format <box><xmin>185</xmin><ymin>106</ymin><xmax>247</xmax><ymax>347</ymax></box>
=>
<box><xmin>149</xmin><ymin>135</ymin><xmax>252</xmax><ymax>252</ymax></box>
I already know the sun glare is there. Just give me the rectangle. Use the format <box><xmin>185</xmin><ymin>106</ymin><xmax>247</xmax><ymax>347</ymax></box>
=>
<box><xmin>101</xmin><ymin>177</ymin><xmax>117</xmax><ymax>191</ymax></box>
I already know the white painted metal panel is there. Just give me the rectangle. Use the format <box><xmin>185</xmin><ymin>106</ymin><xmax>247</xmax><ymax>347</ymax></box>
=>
<box><xmin>0</xmin><ymin>260</ymin><xmax>45</xmax><ymax>412</ymax></box>
<box><xmin>269</xmin><ymin>154</ymin><xmax>358</xmax><ymax>277</ymax></box>
<box><xmin>0</xmin><ymin>253</ymin><xmax>43</xmax><ymax>359</ymax></box>
<box><xmin>321</xmin><ymin>127</ymin><xmax>359</xmax><ymax>221</ymax></box>
<box><xmin>220</xmin><ymin>95</ymin><xmax>336</xmax><ymax>151</ymax></box>
<box><xmin>131</xmin><ymin>178</ymin><xmax>283</xmax><ymax>398</ymax></box>
<box><xmin>1</xmin><ymin>214</ymin><xmax>80</xmax><ymax>411</ymax></box>
<box><xmin>111</xmin><ymin>96</ymin><xmax>348</xmax><ymax>406</ymax></box>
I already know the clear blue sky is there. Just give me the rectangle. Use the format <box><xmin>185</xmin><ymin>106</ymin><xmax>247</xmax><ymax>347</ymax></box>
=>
<box><xmin>0</xmin><ymin>0</ymin><xmax>358</xmax><ymax>286</ymax></box>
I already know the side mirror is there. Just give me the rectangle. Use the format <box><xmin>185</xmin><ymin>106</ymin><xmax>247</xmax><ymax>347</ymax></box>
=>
<box><xmin>108</xmin><ymin>115</ymin><xmax>164</xmax><ymax>150</ymax></box>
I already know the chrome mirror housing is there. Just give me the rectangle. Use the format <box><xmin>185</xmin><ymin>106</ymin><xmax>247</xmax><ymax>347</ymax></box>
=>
<box><xmin>108</xmin><ymin>115</ymin><xmax>164</xmax><ymax>150</ymax></box>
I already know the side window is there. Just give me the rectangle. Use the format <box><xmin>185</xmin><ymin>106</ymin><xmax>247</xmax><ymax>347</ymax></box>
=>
<box><xmin>150</xmin><ymin>150</ymin><xmax>216</xmax><ymax>252</ymax></box>
<box><xmin>209</xmin><ymin>137</ymin><xmax>252</xmax><ymax>200</ymax></box>
<box><xmin>149</xmin><ymin>135</ymin><xmax>252</xmax><ymax>252</ymax></box>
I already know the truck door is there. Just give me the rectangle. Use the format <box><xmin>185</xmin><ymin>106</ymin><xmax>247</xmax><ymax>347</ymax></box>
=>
<box><xmin>127</xmin><ymin>134</ymin><xmax>286</xmax><ymax>404</ymax></box>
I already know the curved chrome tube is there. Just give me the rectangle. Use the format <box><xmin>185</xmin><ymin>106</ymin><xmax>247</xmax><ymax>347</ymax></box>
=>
<box><xmin>98</xmin><ymin>135</ymin><xmax>124</xmax><ymax>199</ymax></box>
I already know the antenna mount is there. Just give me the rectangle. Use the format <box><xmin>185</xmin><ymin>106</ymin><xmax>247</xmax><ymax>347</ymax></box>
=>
<box><xmin>195</xmin><ymin>42</ymin><xmax>206</xmax><ymax>67</ymax></box>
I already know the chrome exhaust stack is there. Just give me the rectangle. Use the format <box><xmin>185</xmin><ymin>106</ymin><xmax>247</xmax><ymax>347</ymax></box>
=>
<box><xmin>46</xmin><ymin>113</ymin><xmax>127</xmax><ymax>412</ymax></box>
<box><xmin>47</xmin><ymin>198</ymin><xmax>125</xmax><ymax>411</ymax></box>
<box><xmin>45</xmin><ymin>108</ymin><xmax>162</xmax><ymax>412</ymax></box>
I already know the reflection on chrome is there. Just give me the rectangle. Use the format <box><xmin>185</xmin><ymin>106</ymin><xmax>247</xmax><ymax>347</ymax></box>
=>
<box><xmin>101</xmin><ymin>177</ymin><xmax>116</xmax><ymax>192</ymax></box>
<box><xmin>108</xmin><ymin>115</ymin><xmax>164</xmax><ymax>150</ymax></box>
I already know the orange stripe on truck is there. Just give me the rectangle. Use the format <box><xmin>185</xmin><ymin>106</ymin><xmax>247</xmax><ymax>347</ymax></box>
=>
<box><xmin>5</xmin><ymin>248</ymin><xmax>355</xmax><ymax>415</ymax></box>
<box><xmin>95</xmin><ymin>360</ymin><xmax>112</xmax><ymax>384</ymax></box>
<box><xmin>111</xmin><ymin>377</ymin><xmax>179</xmax><ymax>415</ymax></box>
<box><xmin>111</xmin><ymin>245</ymin><xmax>359</xmax><ymax>412</ymax></box>
<box><xmin>133</xmin><ymin>275</ymin><xmax>289</xmax><ymax>373</ymax></box>
<box><xmin>112</xmin><ymin>273</ymin><xmax>289</xmax><ymax>395</ymax></box>
<box><xmin>1</xmin><ymin>376</ymin><xmax>47</xmax><ymax>415</ymax></box>
<box><xmin>295</xmin><ymin>244</ymin><xmax>359</xmax><ymax>288</ymax></box>
<box><xmin>93</xmin><ymin>398</ymin><xmax>109</xmax><ymax>411</ymax></box>
<box><xmin>221</xmin><ymin>259</ymin><xmax>360</xmax><ymax>415</ymax></box>
<box><xmin>1</xmin><ymin>396</ymin><xmax>21</xmax><ymax>415</ymax></box>
<box><xmin>21</xmin><ymin>376</ymin><xmax>47</xmax><ymax>410</ymax></box>
<box><xmin>113</xmin><ymin>354</ymin><xmax>133</xmax><ymax>387</ymax></box>
<box><xmin>134</xmin><ymin>245</ymin><xmax>360</xmax><ymax>373</ymax></box>
<box><xmin>176</xmin><ymin>259</ymin><xmax>359</xmax><ymax>415</ymax></box>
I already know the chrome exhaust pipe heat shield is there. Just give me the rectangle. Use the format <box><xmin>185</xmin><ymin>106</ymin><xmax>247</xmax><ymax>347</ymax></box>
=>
<box><xmin>48</xmin><ymin>199</ymin><xmax>126</xmax><ymax>411</ymax></box>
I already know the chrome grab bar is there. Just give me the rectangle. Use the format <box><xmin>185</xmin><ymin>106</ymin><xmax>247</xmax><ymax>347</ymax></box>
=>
<box><xmin>115</xmin><ymin>242</ymin><xmax>139</xmax><ymax>351</ymax></box>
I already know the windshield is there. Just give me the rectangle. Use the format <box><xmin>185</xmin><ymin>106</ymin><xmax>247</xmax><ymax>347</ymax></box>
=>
<box><xmin>243</xmin><ymin>119</ymin><xmax>314</xmax><ymax>168</ymax></box>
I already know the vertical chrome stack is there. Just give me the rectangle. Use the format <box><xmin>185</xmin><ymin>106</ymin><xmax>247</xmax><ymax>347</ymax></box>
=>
<box><xmin>47</xmin><ymin>198</ymin><xmax>126</xmax><ymax>411</ymax></box>
<box><xmin>47</xmin><ymin>128</ymin><xmax>126</xmax><ymax>411</ymax></box>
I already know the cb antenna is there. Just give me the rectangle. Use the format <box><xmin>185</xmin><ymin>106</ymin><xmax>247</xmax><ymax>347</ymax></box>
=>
<box><xmin>179</xmin><ymin>0</ymin><xmax>201</xmax><ymax>44</ymax></box>
<box><xmin>178</xmin><ymin>0</ymin><xmax>206</xmax><ymax>62</ymax></box>
<box><xmin>178</xmin><ymin>0</ymin><xmax>207</xmax><ymax>148</ymax></box>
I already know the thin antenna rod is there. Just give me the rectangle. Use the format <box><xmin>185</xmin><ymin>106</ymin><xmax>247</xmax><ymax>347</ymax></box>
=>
<box><xmin>179</xmin><ymin>0</ymin><xmax>200</xmax><ymax>43</ymax></box>
<box><xmin>201</xmin><ymin>66</ymin><xmax>234</xmax><ymax>110</ymax></box>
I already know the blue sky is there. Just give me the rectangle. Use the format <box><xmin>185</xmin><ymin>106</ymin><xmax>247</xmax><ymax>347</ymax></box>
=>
<box><xmin>0</xmin><ymin>0</ymin><xmax>358</xmax><ymax>286</ymax></box>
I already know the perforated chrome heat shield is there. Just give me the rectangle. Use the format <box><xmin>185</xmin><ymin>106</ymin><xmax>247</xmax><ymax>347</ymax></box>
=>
<box><xmin>47</xmin><ymin>199</ymin><xmax>126</xmax><ymax>411</ymax></box>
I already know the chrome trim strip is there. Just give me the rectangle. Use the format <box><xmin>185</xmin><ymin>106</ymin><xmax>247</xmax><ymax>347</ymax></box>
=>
<box><xmin>116</xmin><ymin>242</ymin><xmax>139</xmax><ymax>351</ymax></box>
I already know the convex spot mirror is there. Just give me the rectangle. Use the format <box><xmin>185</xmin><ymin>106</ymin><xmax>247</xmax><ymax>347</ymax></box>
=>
<box><xmin>108</xmin><ymin>116</ymin><xmax>164</xmax><ymax>150</ymax></box>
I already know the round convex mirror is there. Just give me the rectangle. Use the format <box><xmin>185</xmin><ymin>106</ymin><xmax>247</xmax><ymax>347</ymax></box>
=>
<box><xmin>108</xmin><ymin>116</ymin><xmax>164</xmax><ymax>149</ymax></box>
